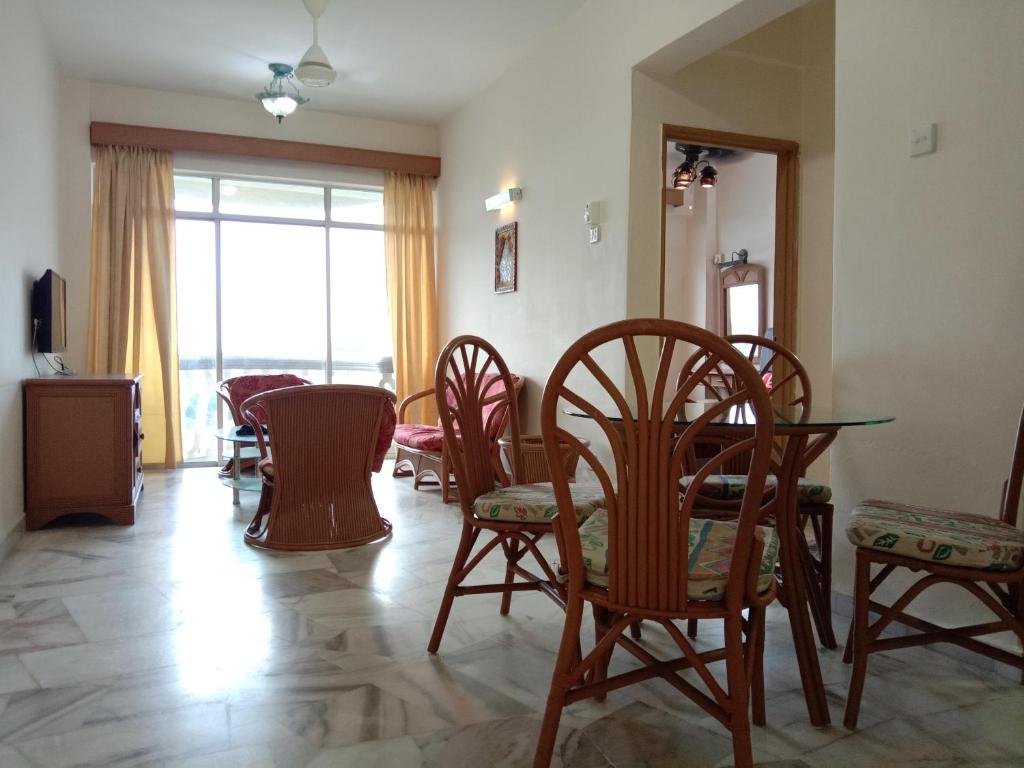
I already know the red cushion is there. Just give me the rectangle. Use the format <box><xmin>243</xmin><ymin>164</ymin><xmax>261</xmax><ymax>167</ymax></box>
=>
<box><xmin>373</xmin><ymin>400</ymin><xmax>397</xmax><ymax>472</ymax></box>
<box><xmin>229</xmin><ymin>374</ymin><xmax>309</xmax><ymax>425</ymax></box>
<box><xmin>394</xmin><ymin>423</ymin><xmax>444</xmax><ymax>452</ymax></box>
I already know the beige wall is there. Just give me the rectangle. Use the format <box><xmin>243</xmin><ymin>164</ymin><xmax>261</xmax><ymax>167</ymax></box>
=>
<box><xmin>0</xmin><ymin>1</ymin><xmax>61</xmax><ymax>541</ymax></box>
<box><xmin>831</xmin><ymin>0</ymin><xmax>1024</xmax><ymax>639</ymax></box>
<box><xmin>437</xmin><ymin>0</ymin><xmax>803</xmax><ymax>435</ymax></box>
<box><xmin>57</xmin><ymin>80</ymin><xmax>440</xmax><ymax>372</ymax></box>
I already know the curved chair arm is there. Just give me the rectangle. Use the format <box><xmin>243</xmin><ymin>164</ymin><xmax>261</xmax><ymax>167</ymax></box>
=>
<box><xmin>398</xmin><ymin>387</ymin><xmax>435</xmax><ymax>423</ymax></box>
<box><xmin>239</xmin><ymin>395</ymin><xmax>271</xmax><ymax>461</ymax></box>
<box><xmin>216</xmin><ymin>379</ymin><xmax>243</xmax><ymax>426</ymax></box>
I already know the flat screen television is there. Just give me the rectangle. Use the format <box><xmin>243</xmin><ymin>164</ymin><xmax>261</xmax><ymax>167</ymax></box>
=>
<box><xmin>32</xmin><ymin>269</ymin><xmax>67</xmax><ymax>354</ymax></box>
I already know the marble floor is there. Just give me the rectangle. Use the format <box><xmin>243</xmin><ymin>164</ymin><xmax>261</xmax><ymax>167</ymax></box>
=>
<box><xmin>0</xmin><ymin>467</ymin><xmax>1020</xmax><ymax>767</ymax></box>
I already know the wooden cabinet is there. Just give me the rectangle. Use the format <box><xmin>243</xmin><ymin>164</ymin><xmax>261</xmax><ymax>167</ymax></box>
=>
<box><xmin>23</xmin><ymin>375</ymin><xmax>143</xmax><ymax>530</ymax></box>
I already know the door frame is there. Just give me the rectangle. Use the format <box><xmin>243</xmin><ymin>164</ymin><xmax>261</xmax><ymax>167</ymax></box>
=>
<box><xmin>660</xmin><ymin>124</ymin><xmax>800</xmax><ymax>353</ymax></box>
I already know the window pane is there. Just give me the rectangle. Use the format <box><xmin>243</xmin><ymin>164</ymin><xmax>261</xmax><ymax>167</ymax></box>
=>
<box><xmin>330</xmin><ymin>229</ymin><xmax>393</xmax><ymax>388</ymax></box>
<box><xmin>330</xmin><ymin>188</ymin><xmax>384</xmax><ymax>225</ymax></box>
<box><xmin>174</xmin><ymin>176</ymin><xmax>213</xmax><ymax>213</ymax></box>
<box><xmin>221</xmin><ymin>222</ymin><xmax>327</xmax><ymax>384</ymax></box>
<box><xmin>175</xmin><ymin>219</ymin><xmax>218</xmax><ymax>461</ymax></box>
<box><xmin>219</xmin><ymin>178</ymin><xmax>325</xmax><ymax>220</ymax></box>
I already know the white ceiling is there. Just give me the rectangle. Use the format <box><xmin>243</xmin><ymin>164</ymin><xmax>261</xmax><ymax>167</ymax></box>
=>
<box><xmin>34</xmin><ymin>0</ymin><xmax>587</xmax><ymax>125</ymax></box>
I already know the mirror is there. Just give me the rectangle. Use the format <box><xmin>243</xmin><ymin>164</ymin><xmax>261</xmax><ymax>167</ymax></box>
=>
<box><xmin>720</xmin><ymin>263</ymin><xmax>766</xmax><ymax>338</ymax></box>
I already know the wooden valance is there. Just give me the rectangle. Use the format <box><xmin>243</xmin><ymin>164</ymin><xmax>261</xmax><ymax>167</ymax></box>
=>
<box><xmin>89</xmin><ymin>122</ymin><xmax>441</xmax><ymax>177</ymax></box>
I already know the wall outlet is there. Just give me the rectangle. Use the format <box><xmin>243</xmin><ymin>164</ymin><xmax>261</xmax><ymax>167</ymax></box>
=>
<box><xmin>588</xmin><ymin>224</ymin><xmax>600</xmax><ymax>244</ymax></box>
<box><xmin>909</xmin><ymin>123</ymin><xmax>937</xmax><ymax>157</ymax></box>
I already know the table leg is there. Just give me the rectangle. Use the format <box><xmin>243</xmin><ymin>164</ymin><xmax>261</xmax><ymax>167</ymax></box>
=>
<box><xmin>776</xmin><ymin>433</ymin><xmax>831</xmax><ymax>726</ymax></box>
<box><xmin>232</xmin><ymin>441</ymin><xmax>241</xmax><ymax>506</ymax></box>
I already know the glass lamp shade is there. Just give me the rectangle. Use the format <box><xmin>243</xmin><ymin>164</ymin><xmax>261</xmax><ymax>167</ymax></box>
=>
<box><xmin>672</xmin><ymin>161</ymin><xmax>695</xmax><ymax>189</ymax></box>
<box><xmin>261</xmin><ymin>95</ymin><xmax>299</xmax><ymax>121</ymax></box>
<box><xmin>699</xmin><ymin>166</ymin><xmax>718</xmax><ymax>188</ymax></box>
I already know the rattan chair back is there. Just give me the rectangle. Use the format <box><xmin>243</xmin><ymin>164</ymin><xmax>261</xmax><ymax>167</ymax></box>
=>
<box><xmin>434</xmin><ymin>336</ymin><xmax>523</xmax><ymax>515</ymax></box>
<box><xmin>541</xmin><ymin>319</ymin><xmax>775</xmax><ymax>614</ymax></box>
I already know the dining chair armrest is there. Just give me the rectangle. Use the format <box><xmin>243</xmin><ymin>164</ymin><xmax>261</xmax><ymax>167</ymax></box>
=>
<box><xmin>397</xmin><ymin>387</ymin><xmax>436</xmax><ymax>423</ymax></box>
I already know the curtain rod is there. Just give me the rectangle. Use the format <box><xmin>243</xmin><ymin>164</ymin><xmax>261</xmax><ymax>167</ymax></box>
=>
<box><xmin>90</xmin><ymin>122</ymin><xmax>441</xmax><ymax>178</ymax></box>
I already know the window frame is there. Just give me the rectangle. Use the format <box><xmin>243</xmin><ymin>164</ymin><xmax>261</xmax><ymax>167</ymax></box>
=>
<box><xmin>173</xmin><ymin>172</ymin><xmax>388</xmax><ymax>465</ymax></box>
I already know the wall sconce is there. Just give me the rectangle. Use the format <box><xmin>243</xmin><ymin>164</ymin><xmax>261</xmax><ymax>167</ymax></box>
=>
<box><xmin>484</xmin><ymin>187</ymin><xmax>522</xmax><ymax>212</ymax></box>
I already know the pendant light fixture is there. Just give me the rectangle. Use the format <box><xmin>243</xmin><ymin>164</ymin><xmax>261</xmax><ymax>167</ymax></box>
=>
<box><xmin>672</xmin><ymin>145</ymin><xmax>719</xmax><ymax>190</ymax></box>
<box><xmin>296</xmin><ymin>0</ymin><xmax>337</xmax><ymax>87</ymax></box>
<box><xmin>256</xmin><ymin>63</ymin><xmax>308</xmax><ymax>123</ymax></box>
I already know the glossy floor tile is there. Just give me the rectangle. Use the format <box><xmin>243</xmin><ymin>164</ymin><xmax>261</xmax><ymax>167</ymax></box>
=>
<box><xmin>0</xmin><ymin>466</ymin><xmax>1019</xmax><ymax>767</ymax></box>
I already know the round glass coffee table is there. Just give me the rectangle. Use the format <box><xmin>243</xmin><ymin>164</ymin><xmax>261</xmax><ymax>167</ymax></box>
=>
<box><xmin>213</xmin><ymin>426</ymin><xmax>266</xmax><ymax>505</ymax></box>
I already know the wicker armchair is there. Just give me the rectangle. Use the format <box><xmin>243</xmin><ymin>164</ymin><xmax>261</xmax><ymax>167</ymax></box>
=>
<box><xmin>392</xmin><ymin>373</ymin><xmax>524</xmax><ymax>503</ymax></box>
<box><xmin>215</xmin><ymin>374</ymin><xmax>311</xmax><ymax>475</ymax></box>
<box><xmin>240</xmin><ymin>384</ymin><xmax>397</xmax><ymax>551</ymax></box>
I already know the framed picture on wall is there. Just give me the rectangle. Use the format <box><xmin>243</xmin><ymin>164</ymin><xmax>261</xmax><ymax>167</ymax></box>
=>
<box><xmin>494</xmin><ymin>222</ymin><xmax>518</xmax><ymax>294</ymax></box>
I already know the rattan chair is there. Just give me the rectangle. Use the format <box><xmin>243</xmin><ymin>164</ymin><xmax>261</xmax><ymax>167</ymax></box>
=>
<box><xmin>215</xmin><ymin>374</ymin><xmax>312</xmax><ymax>475</ymax></box>
<box><xmin>393</xmin><ymin>374</ymin><xmax>524</xmax><ymax>503</ymax></box>
<box><xmin>428</xmin><ymin>336</ymin><xmax>604</xmax><ymax>653</ymax></box>
<box><xmin>533</xmin><ymin>319</ymin><xmax>778</xmax><ymax>768</ymax></box>
<box><xmin>679</xmin><ymin>334</ymin><xmax>839</xmax><ymax>648</ymax></box>
<box><xmin>843</xmin><ymin>405</ymin><xmax>1024</xmax><ymax>728</ymax></box>
<box><xmin>240</xmin><ymin>384</ymin><xmax>397</xmax><ymax>551</ymax></box>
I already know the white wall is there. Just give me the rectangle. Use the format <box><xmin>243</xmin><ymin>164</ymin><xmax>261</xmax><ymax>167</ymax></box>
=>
<box><xmin>0</xmin><ymin>1</ymin><xmax>61</xmax><ymax>541</ymax></box>
<box><xmin>831</xmin><ymin>0</ymin><xmax>1024</xmax><ymax>639</ymax></box>
<box><xmin>437</xmin><ymin>0</ymin><xmax>804</xmax><ymax>433</ymax></box>
<box><xmin>56</xmin><ymin>80</ymin><xmax>440</xmax><ymax>373</ymax></box>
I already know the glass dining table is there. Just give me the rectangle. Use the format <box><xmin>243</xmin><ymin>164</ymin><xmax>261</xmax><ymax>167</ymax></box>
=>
<box><xmin>567</xmin><ymin>402</ymin><xmax>894</xmax><ymax>727</ymax></box>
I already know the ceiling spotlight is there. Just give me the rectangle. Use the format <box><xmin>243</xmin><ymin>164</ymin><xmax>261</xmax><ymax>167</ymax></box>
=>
<box><xmin>256</xmin><ymin>63</ymin><xmax>308</xmax><ymax>123</ymax></box>
<box><xmin>672</xmin><ymin>161</ymin><xmax>696</xmax><ymax>189</ymax></box>
<box><xmin>700</xmin><ymin>165</ymin><xmax>718</xmax><ymax>188</ymax></box>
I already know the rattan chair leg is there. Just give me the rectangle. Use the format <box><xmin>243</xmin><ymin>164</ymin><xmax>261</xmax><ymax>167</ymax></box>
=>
<box><xmin>534</xmin><ymin>597</ymin><xmax>585</xmax><ymax>768</ymax></box>
<box><xmin>428</xmin><ymin>521</ymin><xmax>475</xmax><ymax>653</ymax></box>
<box><xmin>725</xmin><ymin>612</ymin><xmax>754</xmax><ymax>768</ymax></box>
<box><xmin>591</xmin><ymin>604</ymin><xmax>613</xmax><ymax>703</ymax></box>
<box><xmin>500</xmin><ymin>538</ymin><xmax>518</xmax><ymax>616</ymax></box>
<box><xmin>750</xmin><ymin>606</ymin><xmax>767</xmax><ymax>727</ymax></box>
<box><xmin>843</xmin><ymin>550</ymin><xmax>873</xmax><ymax>729</ymax></box>
<box><xmin>629</xmin><ymin>620</ymin><xmax>643</xmax><ymax>640</ymax></box>
<box><xmin>686</xmin><ymin>618</ymin><xmax>698</xmax><ymax>639</ymax></box>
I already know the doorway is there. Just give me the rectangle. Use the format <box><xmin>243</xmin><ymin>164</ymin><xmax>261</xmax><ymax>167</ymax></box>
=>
<box><xmin>659</xmin><ymin>125</ymin><xmax>799</xmax><ymax>353</ymax></box>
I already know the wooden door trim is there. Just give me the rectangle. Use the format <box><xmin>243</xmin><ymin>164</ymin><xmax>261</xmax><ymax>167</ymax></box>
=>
<box><xmin>660</xmin><ymin>123</ymin><xmax>799</xmax><ymax>354</ymax></box>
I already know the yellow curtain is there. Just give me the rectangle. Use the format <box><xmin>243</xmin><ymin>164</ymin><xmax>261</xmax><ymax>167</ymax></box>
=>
<box><xmin>383</xmin><ymin>172</ymin><xmax>439</xmax><ymax>424</ymax></box>
<box><xmin>87</xmin><ymin>146</ymin><xmax>182</xmax><ymax>468</ymax></box>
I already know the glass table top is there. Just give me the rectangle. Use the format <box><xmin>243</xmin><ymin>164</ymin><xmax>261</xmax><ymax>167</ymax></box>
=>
<box><xmin>566</xmin><ymin>402</ymin><xmax>894</xmax><ymax>430</ymax></box>
<box><xmin>212</xmin><ymin>426</ymin><xmax>268</xmax><ymax>443</ymax></box>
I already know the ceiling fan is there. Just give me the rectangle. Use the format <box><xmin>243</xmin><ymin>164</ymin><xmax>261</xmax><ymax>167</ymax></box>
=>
<box><xmin>295</xmin><ymin>0</ymin><xmax>337</xmax><ymax>88</ymax></box>
<box><xmin>256</xmin><ymin>0</ymin><xmax>336</xmax><ymax>122</ymax></box>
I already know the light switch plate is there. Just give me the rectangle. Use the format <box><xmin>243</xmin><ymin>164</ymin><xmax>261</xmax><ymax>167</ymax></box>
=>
<box><xmin>909</xmin><ymin>123</ymin><xmax>937</xmax><ymax>157</ymax></box>
<box><xmin>588</xmin><ymin>225</ymin><xmax>600</xmax><ymax>244</ymax></box>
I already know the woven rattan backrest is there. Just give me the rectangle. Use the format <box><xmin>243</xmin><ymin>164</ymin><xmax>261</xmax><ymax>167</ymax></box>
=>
<box><xmin>435</xmin><ymin>336</ymin><xmax>523</xmax><ymax>511</ymax></box>
<box><xmin>241</xmin><ymin>384</ymin><xmax>396</xmax><ymax>544</ymax></box>
<box><xmin>541</xmin><ymin>319</ymin><xmax>775</xmax><ymax>613</ymax></box>
<box><xmin>1001</xmin><ymin>405</ymin><xmax>1024</xmax><ymax>527</ymax></box>
<box><xmin>679</xmin><ymin>335</ymin><xmax>810</xmax><ymax>475</ymax></box>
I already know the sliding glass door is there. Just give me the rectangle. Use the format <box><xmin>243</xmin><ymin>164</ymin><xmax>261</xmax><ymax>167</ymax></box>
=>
<box><xmin>173</xmin><ymin>175</ymin><xmax>390</xmax><ymax>463</ymax></box>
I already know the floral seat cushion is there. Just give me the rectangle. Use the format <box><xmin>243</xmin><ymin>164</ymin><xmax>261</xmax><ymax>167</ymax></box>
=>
<box><xmin>577</xmin><ymin>509</ymin><xmax>779</xmax><ymax>600</ymax></box>
<box><xmin>846</xmin><ymin>500</ymin><xmax>1024</xmax><ymax>572</ymax></box>
<box><xmin>473</xmin><ymin>483</ymin><xmax>605</xmax><ymax>524</ymax></box>
<box><xmin>393</xmin><ymin>423</ymin><xmax>445</xmax><ymax>452</ymax></box>
<box><xmin>681</xmin><ymin>474</ymin><xmax>832</xmax><ymax>504</ymax></box>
